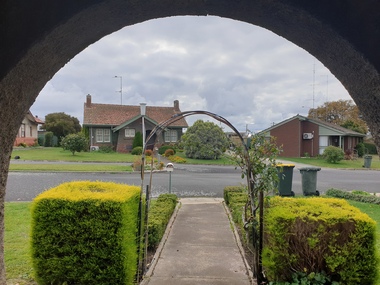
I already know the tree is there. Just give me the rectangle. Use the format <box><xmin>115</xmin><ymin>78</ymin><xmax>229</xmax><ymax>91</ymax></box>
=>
<box><xmin>43</xmin><ymin>112</ymin><xmax>81</xmax><ymax>144</ymax></box>
<box><xmin>61</xmin><ymin>133</ymin><xmax>88</xmax><ymax>155</ymax></box>
<box><xmin>308</xmin><ymin>100</ymin><xmax>368</xmax><ymax>134</ymax></box>
<box><xmin>181</xmin><ymin>120</ymin><xmax>229</xmax><ymax>160</ymax></box>
<box><xmin>132</xmin><ymin>132</ymin><xmax>143</xmax><ymax>149</ymax></box>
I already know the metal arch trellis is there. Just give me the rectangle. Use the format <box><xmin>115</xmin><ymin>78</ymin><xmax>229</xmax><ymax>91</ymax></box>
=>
<box><xmin>137</xmin><ymin>110</ymin><xmax>266</xmax><ymax>284</ymax></box>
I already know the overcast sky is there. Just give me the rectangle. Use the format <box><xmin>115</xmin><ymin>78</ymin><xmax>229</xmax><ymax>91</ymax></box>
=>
<box><xmin>31</xmin><ymin>16</ymin><xmax>351</xmax><ymax>133</ymax></box>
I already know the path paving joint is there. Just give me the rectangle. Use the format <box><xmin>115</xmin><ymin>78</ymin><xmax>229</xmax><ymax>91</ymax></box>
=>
<box><xmin>141</xmin><ymin>197</ymin><xmax>253</xmax><ymax>285</ymax></box>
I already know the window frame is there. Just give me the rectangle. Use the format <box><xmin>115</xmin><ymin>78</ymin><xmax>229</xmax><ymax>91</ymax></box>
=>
<box><xmin>164</xmin><ymin>129</ymin><xmax>178</xmax><ymax>143</ymax></box>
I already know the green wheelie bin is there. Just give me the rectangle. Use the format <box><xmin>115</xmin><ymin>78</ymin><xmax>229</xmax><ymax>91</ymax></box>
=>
<box><xmin>276</xmin><ymin>164</ymin><xmax>295</xmax><ymax>196</ymax></box>
<box><xmin>299</xmin><ymin>167</ymin><xmax>321</xmax><ymax>196</ymax></box>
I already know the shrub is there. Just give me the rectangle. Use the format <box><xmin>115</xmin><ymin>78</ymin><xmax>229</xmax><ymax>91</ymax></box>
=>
<box><xmin>326</xmin><ymin>188</ymin><xmax>380</xmax><ymax>204</ymax></box>
<box><xmin>159</xmin><ymin>145</ymin><xmax>176</xmax><ymax>155</ymax></box>
<box><xmin>132</xmin><ymin>132</ymin><xmax>143</xmax><ymax>149</ymax></box>
<box><xmin>145</xmin><ymin>149</ymin><xmax>153</xmax><ymax>156</ymax></box>
<box><xmin>131</xmin><ymin>146</ymin><xmax>143</xmax><ymax>155</ymax></box>
<box><xmin>132</xmin><ymin>158</ymin><xmax>142</xmax><ymax>171</ymax></box>
<box><xmin>168</xmin><ymin>155</ymin><xmax>186</xmax><ymax>163</ymax></box>
<box><xmin>164</xmin><ymin>149</ymin><xmax>175</xmax><ymax>157</ymax></box>
<box><xmin>364</xmin><ymin>142</ymin><xmax>378</xmax><ymax>155</ymax></box>
<box><xmin>18</xmin><ymin>142</ymin><xmax>27</xmax><ymax>148</ymax></box>
<box><xmin>31</xmin><ymin>181</ymin><xmax>141</xmax><ymax>285</ymax></box>
<box><xmin>355</xmin><ymin>142</ymin><xmax>366</xmax><ymax>157</ymax></box>
<box><xmin>44</xmin><ymin>131</ymin><xmax>54</xmax><ymax>147</ymax></box>
<box><xmin>98</xmin><ymin>145</ymin><xmax>115</xmax><ymax>153</ymax></box>
<box><xmin>148</xmin><ymin>194</ymin><xmax>177</xmax><ymax>250</ymax></box>
<box><xmin>263</xmin><ymin>196</ymin><xmax>378</xmax><ymax>284</ymax></box>
<box><xmin>61</xmin><ymin>133</ymin><xmax>88</xmax><ymax>155</ymax></box>
<box><xmin>323</xmin><ymin>146</ymin><xmax>344</xmax><ymax>163</ymax></box>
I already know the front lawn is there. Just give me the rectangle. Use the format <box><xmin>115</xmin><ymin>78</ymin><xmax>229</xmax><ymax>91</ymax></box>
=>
<box><xmin>280</xmin><ymin>156</ymin><xmax>380</xmax><ymax>169</ymax></box>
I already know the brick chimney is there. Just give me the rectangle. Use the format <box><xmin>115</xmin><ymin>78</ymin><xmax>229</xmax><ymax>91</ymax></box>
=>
<box><xmin>174</xmin><ymin>100</ymin><xmax>180</xmax><ymax>112</ymax></box>
<box><xmin>86</xmin><ymin>94</ymin><xmax>92</xmax><ymax>107</ymax></box>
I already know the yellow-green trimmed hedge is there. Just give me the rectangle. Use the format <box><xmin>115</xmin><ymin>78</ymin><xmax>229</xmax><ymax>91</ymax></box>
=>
<box><xmin>31</xmin><ymin>181</ymin><xmax>141</xmax><ymax>285</ymax></box>
<box><xmin>263</xmin><ymin>196</ymin><xmax>378</xmax><ymax>284</ymax></box>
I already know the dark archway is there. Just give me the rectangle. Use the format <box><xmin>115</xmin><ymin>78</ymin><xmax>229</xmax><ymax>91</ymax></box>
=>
<box><xmin>1</xmin><ymin>1</ymin><xmax>380</xmax><ymax>282</ymax></box>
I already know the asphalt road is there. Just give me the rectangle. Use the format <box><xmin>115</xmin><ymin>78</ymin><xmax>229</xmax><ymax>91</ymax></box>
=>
<box><xmin>5</xmin><ymin>164</ymin><xmax>380</xmax><ymax>201</ymax></box>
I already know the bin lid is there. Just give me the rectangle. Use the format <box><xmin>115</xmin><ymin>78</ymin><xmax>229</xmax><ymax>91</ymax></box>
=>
<box><xmin>298</xmin><ymin>167</ymin><xmax>321</xmax><ymax>171</ymax></box>
<box><xmin>276</xmin><ymin>163</ymin><xmax>295</xmax><ymax>167</ymax></box>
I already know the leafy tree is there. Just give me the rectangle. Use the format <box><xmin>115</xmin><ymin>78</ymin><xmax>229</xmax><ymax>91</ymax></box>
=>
<box><xmin>181</xmin><ymin>120</ymin><xmax>229</xmax><ymax>160</ymax></box>
<box><xmin>43</xmin><ymin>112</ymin><xmax>81</xmax><ymax>144</ymax></box>
<box><xmin>308</xmin><ymin>100</ymin><xmax>368</xmax><ymax>134</ymax></box>
<box><xmin>61</xmin><ymin>133</ymin><xmax>88</xmax><ymax>155</ymax></box>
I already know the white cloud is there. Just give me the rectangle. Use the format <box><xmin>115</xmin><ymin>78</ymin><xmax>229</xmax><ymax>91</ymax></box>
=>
<box><xmin>31</xmin><ymin>15</ymin><xmax>351</xmax><ymax>132</ymax></box>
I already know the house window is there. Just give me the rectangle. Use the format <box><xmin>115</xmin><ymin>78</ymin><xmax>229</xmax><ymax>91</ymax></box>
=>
<box><xmin>125</xmin><ymin>128</ymin><xmax>135</xmax><ymax>138</ymax></box>
<box><xmin>164</xmin><ymin>130</ymin><xmax>178</xmax><ymax>142</ymax></box>
<box><xmin>96</xmin><ymin>129</ymin><xmax>111</xmax><ymax>143</ymax></box>
<box><xmin>21</xmin><ymin>124</ymin><xmax>25</xmax><ymax>137</ymax></box>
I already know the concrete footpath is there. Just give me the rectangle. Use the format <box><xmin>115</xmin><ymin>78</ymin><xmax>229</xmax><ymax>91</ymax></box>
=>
<box><xmin>141</xmin><ymin>198</ymin><xmax>253</xmax><ymax>285</ymax></box>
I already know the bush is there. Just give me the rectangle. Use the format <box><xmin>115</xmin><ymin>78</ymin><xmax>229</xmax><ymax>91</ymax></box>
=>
<box><xmin>159</xmin><ymin>145</ymin><xmax>176</xmax><ymax>155</ymax></box>
<box><xmin>263</xmin><ymin>196</ymin><xmax>378</xmax><ymax>284</ymax></box>
<box><xmin>61</xmin><ymin>133</ymin><xmax>88</xmax><ymax>155</ymax></box>
<box><xmin>326</xmin><ymin>188</ymin><xmax>380</xmax><ymax>204</ymax></box>
<box><xmin>132</xmin><ymin>132</ymin><xmax>143</xmax><ymax>149</ymax></box>
<box><xmin>31</xmin><ymin>181</ymin><xmax>141</xmax><ymax>285</ymax></box>
<box><xmin>131</xmin><ymin>146</ymin><xmax>143</xmax><ymax>155</ymax></box>
<box><xmin>18</xmin><ymin>142</ymin><xmax>27</xmax><ymax>148</ymax></box>
<box><xmin>323</xmin><ymin>146</ymin><xmax>344</xmax><ymax>163</ymax></box>
<box><xmin>98</xmin><ymin>145</ymin><xmax>115</xmax><ymax>153</ymax></box>
<box><xmin>364</xmin><ymin>143</ymin><xmax>378</xmax><ymax>155</ymax></box>
<box><xmin>168</xmin><ymin>155</ymin><xmax>186</xmax><ymax>163</ymax></box>
<box><xmin>44</xmin><ymin>131</ymin><xmax>54</xmax><ymax>147</ymax></box>
<box><xmin>164</xmin><ymin>149</ymin><xmax>175</xmax><ymax>157</ymax></box>
<box><xmin>355</xmin><ymin>142</ymin><xmax>366</xmax><ymax>157</ymax></box>
<box><xmin>148</xmin><ymin>194</ymin><xmax>177</xmax><ymax>250</ymax></box>
<box><xmin>145</xmin><ymin>149</ymin><xmax>153</xmax><ymax>156</ymax></box>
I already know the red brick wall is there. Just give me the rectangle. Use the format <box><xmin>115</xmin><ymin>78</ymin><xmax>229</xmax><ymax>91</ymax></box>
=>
<box><xmin>271</xmin><ymin>119</ymin><xmax>301</xmax><ymax>157</ymax></box>
<box><xmin>301</xmin><ymin>121</ymin><xmax>319</xmax><ymax>157</ymax></box>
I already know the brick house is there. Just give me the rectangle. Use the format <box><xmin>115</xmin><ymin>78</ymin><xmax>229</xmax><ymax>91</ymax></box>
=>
<box><xmin>83</xmin><ymin>95</ymin><xmax>188</xmax><ymax>152</ymax></box>
<box><xmin>259</xmin><ymin>114</ymin><xmax>366</xmax><ymax>157</ymax></box>
<box><xmin>14</xmin><ymin>111</ymin><xmax>44</xmax><ymax>146</ymax></box>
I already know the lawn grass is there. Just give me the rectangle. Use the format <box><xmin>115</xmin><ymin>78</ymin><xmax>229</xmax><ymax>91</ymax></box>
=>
<box><xmin>5</xmin><ymin>202</ymin><xmax>34</xmax><ymax>284</ymax></box>
<box><xmin>12</xmin><ymin>147</ymin><xmax>136</xmax><ymax>163</ymax></box>
<box><xmin>280</xmin><ymin>156</ymin><xmax>380</xmax><ymax>169</ymax></box>
<box><xmin>9</xmin><ymin>163</ymin><xmax>133</xmax><ymax>172</ymax></box>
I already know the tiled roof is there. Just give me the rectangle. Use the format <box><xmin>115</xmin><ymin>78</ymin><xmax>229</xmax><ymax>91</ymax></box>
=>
<box><xmin>83</xmin><ymin>102</ymin><xmax>188</xmax><ymax>128</ymax></box>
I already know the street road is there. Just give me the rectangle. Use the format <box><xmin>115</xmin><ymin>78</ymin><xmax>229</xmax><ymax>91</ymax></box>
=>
<box><xmin>5</xmin><ymin>164</ymin><xmax>380</xmax><ymax>201</ymax></box>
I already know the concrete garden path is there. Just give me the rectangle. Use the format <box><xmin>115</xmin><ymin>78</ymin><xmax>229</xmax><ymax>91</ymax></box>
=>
<box><xmin>141</xmin><ymin>198</ymin><xmax>253</xmax><ymax>285</ymax></box>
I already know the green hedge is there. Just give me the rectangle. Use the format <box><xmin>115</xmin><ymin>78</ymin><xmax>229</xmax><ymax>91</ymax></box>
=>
<box><xmin>148</xmin><ymin>194</ymin><xmax>178</xmax><ymax>250</ymax></box>
<box><xmin>326</xmin><ymin>188</ymin><xmax>380</xmax><ymax>204</ymax></box>
<box><xmin>263</xmin><ymin>196</ymin><xmax>378</xmax><ymax>284</ymax></box>
<box><xmin>158</xmin><ymin>145</ymin><xmax>176</xmax><ymax>155</ymax></box>
<box><xmin>31</xmin><ymin>181</ymin><xmax>141</xmax><ymax>285</ymax></box>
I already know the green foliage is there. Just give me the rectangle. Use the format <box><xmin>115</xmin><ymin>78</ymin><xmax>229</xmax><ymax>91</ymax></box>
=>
<box><xmin>364</xmin><ymin>142</ymin><xmax>378</xmax><ymax>155</ymax></box>
<box><xmin>44</xmin><ymin>112</ymin><xmax>81</xmax><ymax>144</ymax></box>
<box><xmin>263</xmin><ymin>196</ymin><xmax>378</xmax><ymax>284</ymax></box>
<box><xmin>44</xmin><ymin>131</ymin><xmax>54</xmax><ymax>147</ymax></box>
<box><xmin>164</xmin><ymin>149</ymin><xmax>174</xmax><ymax>157</ymax></box>
<box><xmin>181</xmin><ymin>120</ymin><xmax>229</xmax><ymax>160</ymax></box>
<box><xmin>355</xmin><ymin>143</ymin><xmax>366</xmax><ymax>157</ymax></box>
<box><xmin>233</xmin><ymin>134</ymin><xmax>281</xmax><ymax>194</ymax></box>
<box><xmin>132</xmin><ymin>132</ymin><xmax>143</xmax><ymax>149</ymax></box>
<box><xmin>323</xmin><ymin>146</ymin><xmax>344</xmax><ymax>163</ymax></box>
<box><xmin>131</xmin><ymin>146</ymin><xmax>143</xmax><ymax>155</ymax></box>
<box><xmin>61</xmin><ymin>133</ymin><xmax>88</xmax><ymax>155</ymax></box>
<box><xmin>98</xmin><ymin>145</ymin><xmax>115</xmax><ymax>153</ymax></box>
<box><xmin>31</xmin><ymin>181</ymin><xmax>141</xmax><ymax>285</ymax></box>
<box><xmin>341</xmin><ymin>119</ymin><xmax>367</xmax><ymax>134</ymax></box>
<box><xmin>158</xmin><ymin>145</ymin><xmax>176</xmax><ymax>155</ymax></box>
<box><xmin>326</xmin><ymin>188</ymin><xmax>380</xmax><ymax>204</ymax></box>
<box><xmin>148</xmin><ymin>194</ymin><xmax>177</xmax><ymax>250</ymax></box>
<box><xmin>17</xmin><ymin>142</ymin><xmax>27</xmax><ymax>148</ymax></box>
<box><xmin>269</xmin><ymin>271</ymin><xmax>340</xmax><ymax>285</ymax></box>
<box><xmin>168</xmin><ymin>155</ymin><xmax>186</xmax><ymax>163</ymax></box>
